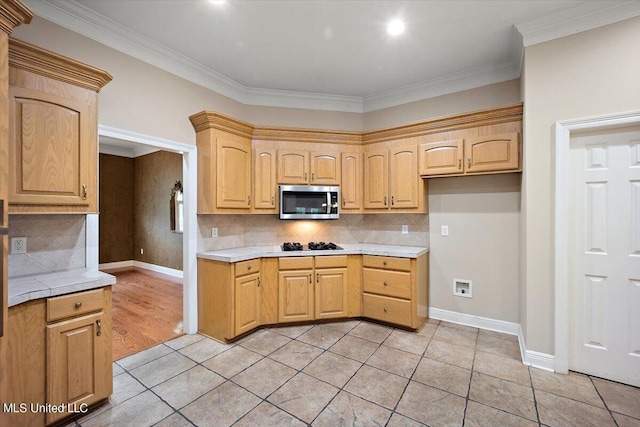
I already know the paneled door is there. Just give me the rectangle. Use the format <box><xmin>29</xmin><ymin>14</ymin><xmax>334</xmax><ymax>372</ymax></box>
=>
<box><xmin>363</xmin><ymin>149</ymin><xmax>388</xmax><ymax>209</ymax></box>
<box><xmin>315</xmin><ymin>268</ymin><xmax>348</xmax><ymax>319</ymax></box>
<box><xmin>569</xmin><ymin>126</ymin><xmax>640</xmax><ymax>387</ymax></box>
<box><xmin>278</xmin><ymin>270</ymin><xmax>314</xmax><ymax>322</ymax></box>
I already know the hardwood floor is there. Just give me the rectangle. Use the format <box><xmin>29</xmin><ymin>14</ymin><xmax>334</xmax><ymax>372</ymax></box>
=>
<box><xmin>104</xmin><ymin>268</ymin><xmax>184</xmax><ymax>361</ymax></box>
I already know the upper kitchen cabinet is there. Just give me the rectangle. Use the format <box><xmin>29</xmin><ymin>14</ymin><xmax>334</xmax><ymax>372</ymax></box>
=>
<box><xmin>363</xmin><ymin>149</ymin><xmax>388</xmax><ymax>209</ymax></box>
<box><xmin>7</xmin><ymin>38</ymin><xmax>112</xmax><ymax>213</ymax></box>
<box><xmin>418</xmin><ymin>139</ymin><xmax>464</xmax><ymax>176</ymax></box>
<box><xmin>190</xmin><ymin>111</ymin><xmax>254</xmax><ymax>214</ymax></box>
<box><xmin>340</xmin><ymin>151</ymin><xmax>362</xmax><ymax>210</ymax></box>
<box><xmin>253</xmin><ymin>148</ymin><xmax>277</xmax><ymax>211</ymax></box>
<box><xmin>277</xmin><ymin>149</ymin><xmax>340</xmax><ymax>185</ymax></box>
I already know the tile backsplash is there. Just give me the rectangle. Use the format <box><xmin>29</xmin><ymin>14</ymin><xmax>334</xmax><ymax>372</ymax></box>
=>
<box><xmin>198</xmin><ymin>214</ymin><xmax>429</xmax><ymax>252</ymax></box>
<box><xmin>8</xmin><ymin>215</ymin><xmax>86</xmax><ymax>277</ymax></box>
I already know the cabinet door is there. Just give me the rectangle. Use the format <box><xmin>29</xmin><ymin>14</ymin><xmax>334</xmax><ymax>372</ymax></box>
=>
<box><xmin>253</xmin><ymin>148</ymin><xmax>277</xmax><ymax>210</ymax></box>
<box><xmin>216</xmin><ymin>137</ymin><xmax>252</xmax><ymax>209</ymax></box>
<box><xmin>390</xmin><ymin>146</ymin><xmax>418</xmax><ymax>208</ymax></box>
<box><xmin>341</xmin><ymin>152</ymin><xmax>362</xmax><ymax>210</ymax></box>
<box><xmin>464</xmin><ymin>133</ymin><xmax>519</xmax><ymax>173</ymax></box>
<box><xmin>235</xmin><ymin>273</ymin><xmax>261</xmax><ymax>336</ymax></box>
<box><xmin>310</xmin><ymin>151</ymin><xmax>340</xmax><ymax>185</ymax></box>
<box><xmin>315</xmin><ymin>268</ymin><xmax>348</xmax><ymax>319</ymax></box>
<box><xmin>9</xmin><ymin>87</ymin><xmax>93</xmax><ymax>208</ymax></box>
<box><xmin>278</xmin><ymin>269</ymin><xmax>314</xmax><ymax>322</ymax></box>
<box><xmin>46</xmin><ymin>311</ymin><xmax>111</xmax><ymax>424</ymax></box>
<box><xmin>363</xmin><ymin>149</ymin><xmax>389</xmax><ymax>209</ymax></box>
<box><xmin>419</xmin><ymin>140</ymin><xmax>464</xmax><ymax>176</ymax></box>
<box><xmin>278</xmin><ymin>150</ymin><xmax>309</xmax><ymax>184</ymax></box>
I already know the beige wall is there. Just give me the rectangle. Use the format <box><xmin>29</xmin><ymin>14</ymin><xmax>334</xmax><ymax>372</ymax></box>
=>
<box><xmin>428</xmin><ymin>174</ymin><xmax>521</xmax><ymax>323</ymax></box>
<box><xmin>522</xmin><ymin>16</ymin><xmax>640</xmax><ymax>354</ymax></box>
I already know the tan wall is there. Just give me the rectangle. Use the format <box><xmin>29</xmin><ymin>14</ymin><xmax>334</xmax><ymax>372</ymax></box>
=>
<box><xmin>133</xmin><ymin>151</ymin><xmax>183</xmax><ymax>270</ymax></box>
<box><xmin>99</xmin><ymin>154</ymin><xmax>134</xmax><ymax>263</ymax></box>
<box><xmin>428</xmin><ymin>174</ymin><xmax>521</xmax><ymax>323</ymax></box>
<box><xmin>522</xmin><ymin>16</ymin><xmax>640</xmax><ymax>354</ymax></box>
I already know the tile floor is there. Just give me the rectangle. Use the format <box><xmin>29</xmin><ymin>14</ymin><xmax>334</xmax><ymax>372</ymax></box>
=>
<box><xmin>68</xmin><ymin>319</ymin><xmax>640</xmax><ymax>427</ymax></box>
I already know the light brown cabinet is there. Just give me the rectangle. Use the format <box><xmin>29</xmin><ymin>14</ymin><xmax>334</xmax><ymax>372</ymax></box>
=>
<box><xmin>216</xmin><ymin>137</ymin><xmax>252</xmax><ymax>209</ymax></box>
<box><xmin>7</xmin><ymin>39</ymin><xmax>111</xmax><ymax>213</ymax></box>
<box><xmin>46</xmin><ymin>288</ymin><xmax>112</xmax><ymax>425</ymax></box>
<box><xmin>340</xmin><ymin>152</ymin><xmax>362</xmax><ymax>210</ymax></box>
<box><xmin>235</xmin><ymin>272</ymin><xmax>261</xmax><ymax>336</ymax></box>
<box><xmin>278</xmin><ymin>257</ymin><xmax>314</xmax><ymax>322</ymax></box>
<box><xmin>315</xmin><ymin>267</ymin><xmax>348</xmax><ymax>319</ymax></box>
<box><xmin>419</xmin><ymin>133</ymin><xmax>520</xmax><ymax>177</ymax></box>
<box><xmin>364</xmin><ymin>145</ymin><xmax>420</xmax><ymax>210</ymax></box>
<box><xmin>253</xmin><ymin>148</ymin><xmax>277</xmax><ymax>210</ymax></box>
<box><xmin>277</xmin><ymin>149</ymin><xmax>340</xmax><ymax>185</ymax></box>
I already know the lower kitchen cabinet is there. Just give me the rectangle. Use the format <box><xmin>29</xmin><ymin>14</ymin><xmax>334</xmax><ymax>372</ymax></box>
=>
<box><xmin>234</xmin><ymin>272</ymin><xmax>261</xmax><ymax>337</ymax></box>
<box><xmin>278</xmin><ymin>257</ymin><xmax>314</xmax><ymax>323</ymax></box>
<box><xmin>315</xmin><ymin>268</ymin><xmax>348</xmax><ymax>319</ymax></box>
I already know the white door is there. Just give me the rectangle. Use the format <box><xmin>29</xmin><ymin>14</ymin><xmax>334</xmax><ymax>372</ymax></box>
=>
<box><xmin>569</xmin><ymin>126</ymin><xmax>640</xmax><ymax>387</ymax></box>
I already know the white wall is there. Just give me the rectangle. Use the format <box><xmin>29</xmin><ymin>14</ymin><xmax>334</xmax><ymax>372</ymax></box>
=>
<box><xmin>522</xmin><ymin>16</ymin><xmax>640</xmax><ymax>354</ymax></box>
<box><xmin>429</xmin><ymin>174</ymin><xmax>521</xmax><ymax>323</ymax></box>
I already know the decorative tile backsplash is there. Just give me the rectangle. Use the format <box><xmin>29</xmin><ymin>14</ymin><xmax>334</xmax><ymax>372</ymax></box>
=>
<box><xmin>8</xmin><ymin>215</ymin><xmax>86</xmax><ymax>277</ymax></box>
<box><xmin>198</xmin><ymin>214</ymin><xmax>429</xmax><ymax>252</ymax></box>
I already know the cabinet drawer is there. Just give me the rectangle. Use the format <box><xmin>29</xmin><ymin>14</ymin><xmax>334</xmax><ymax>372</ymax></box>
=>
<box><xmin>47</xmin><ymin>288</ymin><xmax>105</xmax><ymax>323</ymax></box>
<box><xmin>315</xmin><ymin>255</ymin><xmax>348</xmax><ymax>269</ymax></box>
<box><xmin>235</xmin><ymin>259</ymin><xmax>260</xmax><ymax>277</ymax></box>
<box><xmin>363</xmin><ymin>255</ymin><xmax>410</xmax><ymax>272</ymax></box>
<box><xmin>279</xmin><ymin>256</ymin><xmax>314</xmax><ymax>270</ymax></box>
<box><xmin>363</xmin><ymin>268</ymin><xmax>411</xmax><ymax>299</ymax></box>
<box><xmin>363</xmin><ymin>293</ymin><xmax>411</xmax><ymax>327</ymax></box>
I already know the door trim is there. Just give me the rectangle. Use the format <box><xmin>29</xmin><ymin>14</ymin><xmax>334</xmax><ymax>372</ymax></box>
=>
<box><xmin>553</xmin><ymin>110</ymin><xmax>640</xmax><ymax>374</ymax></box>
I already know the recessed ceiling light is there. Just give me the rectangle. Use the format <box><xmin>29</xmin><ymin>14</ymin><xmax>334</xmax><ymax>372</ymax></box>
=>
<box><xmin>208</xmin><ymin>0</ymin><xmax>226</xmax><ymax>5</ymax></box>
<box><xmin>387</xmin><ymin>19</ymin><xmax>405</xmax><ymax>36</ymax></box>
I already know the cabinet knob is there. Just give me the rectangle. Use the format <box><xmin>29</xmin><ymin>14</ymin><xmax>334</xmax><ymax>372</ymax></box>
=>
<box><xmin>74</xmin><ymin>302</ymin><xmax>83</xmax><ymax>309</ymax></box>
<box><xmin>383</xmin><ymin>261</ymin><xmax>387</xmax><ymax>266</ymax></box>
<box><xmin>248</xmin><ymin>265</ymin><xmax>252</xmax><ymax>270</ymax></box>
<box><xmin>383</xmin><ymin>307</ymin><xmax>388</xmax><ymax>313</ymax></box>
<box><xmin>82</xmin><ymin>184</ymin><xmax>87</xmax><ymax>200</ymax></box>
<box><xmin>383</xmin><ymin>281</ymin><xmax>388</xmax><ymax>286</ymax></box>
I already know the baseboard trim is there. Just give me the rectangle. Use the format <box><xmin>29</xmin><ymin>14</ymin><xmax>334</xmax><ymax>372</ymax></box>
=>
<box><xmin>429</xmin><ymin>307</ymin><xmax>556</xmax><ymax>371</ymax></box>
<box><xmin>99</xmin><ymin>260</ymin><xmax>184</xmax><ymax>279</ymax></box>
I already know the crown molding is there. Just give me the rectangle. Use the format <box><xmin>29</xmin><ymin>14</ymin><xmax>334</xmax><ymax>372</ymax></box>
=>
<box><xmin>0</xmin><ymin>0</ymin><xmax>33</xmax><ymax>35</ymax></box>
<box><xmin>516</xmin><ymin>0</ymin><xmax>640</xmax><ymax>47</ymax></box>
<box><xmin>189</xmin><ymin>111</ymin><xmax>254</xmax><ymax>139</ymax></box>
<box><xmin>253</xmin><ymin>126</ymin><xmax>362</xmax><ymax>145</ymax></box>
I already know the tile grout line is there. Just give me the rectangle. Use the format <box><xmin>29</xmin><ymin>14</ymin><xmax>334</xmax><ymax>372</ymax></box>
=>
<box><xmin>460</xmin><ymin>327</ymin><xmax>480</xmax><ymax>427</ymax></box>
<box><xmin>588</xmin><ymin>375</ymin><xmax>621</xmax><ymax>426</ymax></box>
<box><xmin>528</xmin><ymin>365</ymin><xmax>542</xmax><ymax>426</ymax></box>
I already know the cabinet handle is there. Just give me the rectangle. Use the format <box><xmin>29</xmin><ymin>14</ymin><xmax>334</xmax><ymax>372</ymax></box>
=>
<box><xmin>257</xmin><ymin>277</ymin><xmax>260</xmax><ymax>287</ymax></box>
<box><xmin>96</xmin><ymin>319</ymin><xmax>101</xmax><ymax>336</ymax></box>
<box><xmin>248</xmin><ymin>195</ymin><xmax>251</xmax><ymax>205</ymax></box>
<box><xmin>391</xmin><ymin>196</ymin><xmax>394</xmax><ymax>206</ymax></box>
<box><xmin>312</xmin><ymin>173</ymin><xmax>315</xmax><ymax>181</ymax></box>
<box><xmin>383</xmin><ymin>281</ymin><xmax>388</xmax><ymax>286</ymax></box>
<box><xmin>316</xmin><ymin>273</ymin><xmax>319</xmax><ymax>283</ymax></box>
<box><xmin>343</xmin><ymin>197</ymin><xmax>346</xmax><ymax>206</ymax></box>
<box><xmin>467</xmin><ymin>158</ymin><xmax>471</xmax><ymax>168</ymax></box>
<box><xmin>74</xmin><ymin>302</ymin><xmax>82</xmax><ymax>309</ymax></box>
<box><xmin>384</xmin><ymin>196</ymin><xmax>387</xmax><ymax>206</ymax></box>
<box><xmin>271</xmin><ymin>196</ymin><xmax>275</xmax><ymax>205</ymax></box>
<box><xmin>309</xmin><ymin>274</ymin><xmax>311</xmax><ymax>284</ymax></box>
<box><xmin>458</xmin><ymin>159</ymin><xmax>462</xmax><ymax>169</ymax></box>
<box><xmin>82</xmin><ymin>184</ymin><xmax>87</xmax><ymax>200</ymax></box>
<box><xmin>305</xmin><ymin>172</ymin><xmax>308</xmax><ymax>181</ymax></box>
<box><xmin>383</xmin><ymin>307</ymin><xmax>388</xmax><ymax>313</ymax></box>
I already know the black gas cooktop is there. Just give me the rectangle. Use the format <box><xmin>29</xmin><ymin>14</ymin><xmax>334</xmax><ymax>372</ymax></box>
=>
<box><xmin>282</xmin><ymin>241</ymin><xmax>343</xmax><ymax>251</ymax></box>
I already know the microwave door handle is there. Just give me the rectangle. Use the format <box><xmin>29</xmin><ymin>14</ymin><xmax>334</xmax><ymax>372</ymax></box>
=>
<box><xmin>327</xmin><ymin>192</ymin><xmax>331</xmax><ymax>214</ymax></box>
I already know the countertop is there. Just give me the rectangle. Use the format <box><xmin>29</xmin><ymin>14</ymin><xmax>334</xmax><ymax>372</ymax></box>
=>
<box><xmin>197</xmin><ymin>243</ymin><xmax>429</xmax><ymax>263</ymax></box>
<box><xmin>8</xmin><ymin>268</ymin><xmax>116</xmax><ymax>307</ymax></box>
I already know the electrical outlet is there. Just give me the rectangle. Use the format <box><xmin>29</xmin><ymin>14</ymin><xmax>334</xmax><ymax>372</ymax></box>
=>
<box><xmin>402</xmin><ymin>225</ymin><xmax>408</xmax><ymax>234</ymax></box>
<box><xmin>441</xmin><ymin>225</ymin><xmax>449</xmax><ymax>236</ymax></box>
<box><xmin>212</xmin><ymin>227</ymin><xmax>218</xmax><ymax>238</ymax></box>
<box><xmin>140</xmin><ymin>248</ymin><xmax>144</xmax><ymax>255</ymax></box>
<box><xmin>11</xmin><ymin>237</ymin><xmax>27</xmax><ymax>254</ymax></box>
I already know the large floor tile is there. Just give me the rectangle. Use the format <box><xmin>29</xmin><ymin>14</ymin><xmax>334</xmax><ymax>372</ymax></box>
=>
<box><xmin>412</xmin><ymin>357</ymin><xmax>471</xmax><ymax>397</ymax></box>
<box><xmin>348</xmin><ymin>322</ymin><xmax>393</xmax><ymax>344</ymax></box>
<box><xmin>344</xmin><ymin>365</ymin><xmax>408</xmax><ymax>409</ymax></box>
<box><xmin>464</xmin><ymin>400</ymin><xmax>537</xmax><ymax>427</ymax></box>
<box><xmin>536</xmin><ymin>389</ymin><xmax>616</xmax><ymax>427</ymax></box>
<box><xmin>432</xmin><ymin>325</ymin><xmax>477</xmax><ymax>349</ymax></box>
<box><xmin>152</xmin><ymin>365</ymin><xmax>225</xmax><ymax>409</ymax></box>
<box><xmin>612</xmin><ymin>412</ymin><xmax>640</xmax><ymax>427</ymax></box>
<box><xmin>319</xmin><ymin>319</ymin><xmax>361</xmax><ymax>334</ymax></box>
<box><xmin>423</xmin><ymin>339</ymin><xmax>475</xmax><ymax>370</ymax></box>
<box><xmin>303</xmin><ymin>351</ymin><xmax>363</xmax><ymax>388</ymax></box>
<box><xmin>592</xmin><ymin>378</ymin><xmax>640</xmax><ymax>419</ymax></box>
<box><xmin>239</xmin><ymin>329</ymin><xmax>292</xmax><ymax>355</ymax></box>
<box><xmin>396</xmin><ymin>381</ymin><xmax>466</xmax><ymax>427</ymax></box>
<box><xmin>181</xmin><ymin>381</ymin><xmax>261</xmax><ymax>426</ymax></box>
<box><xmin>329</xmin><ymin>334</ymin><xmax>379</xmax><ymax>362</ymax></box>
<box><xmin>177</xmin><ymin>337</ymin><xmax>232</xmax><ymax>363</ymax></box>
<box><xmin>269</xmin><ymin>324</ymin><xmax>314</xmax><ymax>339</ymax></box>
<box><xmin>297</xmin><ymin>326</ymin><xmax>344</xmax><ymax>349</ymax></box>
<box><xmin>235</xmin><ymin>401</ymin><xmax>306</xmax><ymax>427</ymax></box>
<box><xmin>387</xmin><ymin>412</ymin><xmax>427</xmax><ymax>426</ymax></box>
<box><xmin>473</xmin><ymin>350</ymin><xmax>531</xmax><ymax>386</ymax></box>
<box><xmin>202</xmin><ymin>345</ymin><xmax>263</xmax><ymax>379</ymax></box>
<box><xmin>81</xmin><ymin>391</ymin><xmax>173</xmax><ymax>427</ymax></box>
<box><xmin>116</xmin><ymin>344</ymin><xmax>172</xmax><ymax>370</ymax></box>
<box><xmin>154</xmin><ymin>412</ymin><xmax>192</xmax><ymax>427</ymax></box>
<box><xmin>439</xmin><ymin>321</ymin><xmax>479</xmax><ymax>333</ymax></box>
<box><xmin>129</xmin><ymin>352</ymin><xmax>196</xmax><ymax>388</ymax></box>
<box><xmin>232</xmin><ymin>357</ymin><xmax>296</xmax><ymax>398</ymax></box>
<box><xmin>164</xmin><ymin>333</ymin><xmax>205</xmax><ymax>350</ymax></box>
<box><xmin>476</xmin><ymin>332</ymin><xmax>521</xmax><ymax>361</ymax></box>
<box><xmin>530</xmin><ymin>368</ymin><xmax>604</xmax><ymax>407</ymax></box>
<box><xmin>383</xmin><ymin>329</ymin><xmax>430</xmax><ymax>356</ymax></box>
<box><xmin>78</xmin><ymin>372</ymin><xmax>146</xmax><ymax>422</ymax></box>
<box><xmin>469</xmin><ymin>372</ymin><xmax>537</xmax><ymax>422</ymax></box>
<box><xmin>313</xmin><ymin>390</ymin><xmax>391</xmax><ymax>427</ymax></box>
<box><xmin>367</xmin><ymin>345</ymin><xmax>421</xmax><ymax>378</ymax></box>
<box><xmin>112</xmin><ymin>362</ymin><xmax>124</xmax><ymax>377</ymax></box>
<box><xmin>269</xmin><ymin>340</ymin><xmax>323</xmax><ymax>370</ymax></box>
<box><xmin>268</xmin><ymin>373</ymin><xmax>339</xmax><ymax>423</ymax></box>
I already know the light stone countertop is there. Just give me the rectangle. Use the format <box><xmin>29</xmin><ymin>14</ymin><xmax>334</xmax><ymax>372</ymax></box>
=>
<box><xmin>8</xmin><ymin>268</ymin><xmax>116</xmax><ymax>307</ymax></box>
<box><xmin>197</xmin><ymin>243</ymin><xmax>429</xmax><ymax>263</ymax></box>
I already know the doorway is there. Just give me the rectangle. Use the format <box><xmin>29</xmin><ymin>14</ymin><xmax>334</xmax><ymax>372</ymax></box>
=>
<box><xmin>554</xmin><ymin>112</ymin><xmax>640</xmax><ymax>387</ymax></box>
<box><xmin>95</xmin><ymin>125</ymin><xmax>198</xmax><ymax>357</ymax></box>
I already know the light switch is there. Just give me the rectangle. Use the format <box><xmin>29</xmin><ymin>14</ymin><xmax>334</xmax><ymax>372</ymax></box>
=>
<box><xmin>402</xmin><ymin>225</ymin><xmax>408</xmax><ymax>234</ymax></box>
<box><xmin>441</xmin><ymin>225</ymin><xmax>449</xmax><ymax>236</ymax></box>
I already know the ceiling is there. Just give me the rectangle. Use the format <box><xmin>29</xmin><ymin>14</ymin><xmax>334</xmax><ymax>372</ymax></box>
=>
<box><xmin>23</xmin><ymin>0</ymin><xmax>640</xmax><ymax>112</ymax></box>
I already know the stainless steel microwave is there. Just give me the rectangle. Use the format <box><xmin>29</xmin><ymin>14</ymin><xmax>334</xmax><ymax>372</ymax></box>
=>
<box><xmin>279</xmin><ymin>185</ymin><xmax>339</xmax><ymax>219</ymax></box>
